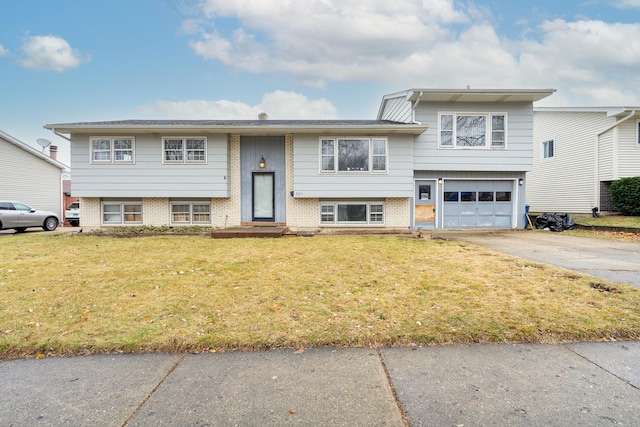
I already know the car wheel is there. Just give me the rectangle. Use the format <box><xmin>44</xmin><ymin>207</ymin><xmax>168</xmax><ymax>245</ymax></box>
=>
<box><xmin>15</xmin><ymin>227</ymin><xmax>27</xmax><ymax>233</ymax></box>
<box><xmin>43</xmin><ymin>217</ymin><xmax>59</xmax><ymax>231</ymax></box>
<box><xmin>69</xmin><ymin>220</ymin><xmax>79</xmax><ymax>227</ymax></box>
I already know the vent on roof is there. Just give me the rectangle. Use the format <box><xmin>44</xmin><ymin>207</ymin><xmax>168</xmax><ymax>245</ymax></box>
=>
<box><xmin>258</xmin><ymin>112</ymin><xmax>268</xmax><ymax>121</ymax></box>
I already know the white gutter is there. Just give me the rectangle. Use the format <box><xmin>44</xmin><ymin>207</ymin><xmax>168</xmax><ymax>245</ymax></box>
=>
<box><xmin>593</xmin><ymin>110</ymin><xmax>635</xmax><ymax>210</ymax></box>
<box><xmin>48</xmin><ymin>128</ymin><xmax>71</xmax><ymax>142</ymax></box>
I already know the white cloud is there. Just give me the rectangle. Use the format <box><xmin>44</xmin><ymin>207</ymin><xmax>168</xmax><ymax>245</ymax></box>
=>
<box><xmin>616</xmin><ymin>0</ymin><xmax>640</xmax><ymax>8</ymax></box>
<box><xmin>135</xmin><ymin>90</ymin><xmax>338</xmax><ymax>119</ymax></box>
<box><xmin>190</xmin><ymin>0</ymin><xmax>463</xmax><ymax>85</ymax></box>
<box><xmin>19</xmin><ymin>35</ymin><xmax>88</xmax><ymax>72</ymax></box>
<box><xmin>0</xmin><ymin>44</ymin><xmax>8</xmax><ymax>56</ymax></box>
<box><xmin>185</xmin><ymin>0</ymin><xmax>640</xmax><ymax>106</ymax></box>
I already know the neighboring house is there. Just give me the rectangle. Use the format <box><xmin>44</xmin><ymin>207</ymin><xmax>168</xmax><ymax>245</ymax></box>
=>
<box><xmin>44</xmin><ymin>88</ymin><xmax>554</xmax><ymax>231</ymax></box>
<box><xmin>529</xmin><ymin>107</ymin><xmax>640</xmax><ymax>215</ymax></box>
<box><xmin>0</xmin><ymin>129</ymin><xmax>68</xmax><ymax>218</ymax></box>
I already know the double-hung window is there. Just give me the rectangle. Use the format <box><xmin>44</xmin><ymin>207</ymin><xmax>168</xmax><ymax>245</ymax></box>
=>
<box><xmin>319</xmin><ymin>202</ymin><xmax>385</xmax><ymax>225</ymax></box>
<box><xmin>542</xmin><ymin>139</ymin><xmax>554</xmax><ymax>159</ymax></box>
<box><xmin>170</xmin><ymin>202</ymin><xmax>211</xmax><ymax>224</ymax></box>
<box><xmin>163</xmin><ymin>137</ymin><xmax>207</xmax><ymax>164</ymax></box>
<box><xmin>101</xmin><ymin>202</ymin><xmax>142</xmax><ymax>224</ymax></box>
<box><xmin>439</xmin><ymin>113</ymin><xmax>506</xmax><ymax>148</ymax></box>
<box><xmin>320</xmin><ymin>138</ymin><xmax>387</xmax><ymax>173</ymax></box>
<box><xmin>91</xmin><ymin>137</ymin><xmax>135</xmax><ymax>163</ymax></box>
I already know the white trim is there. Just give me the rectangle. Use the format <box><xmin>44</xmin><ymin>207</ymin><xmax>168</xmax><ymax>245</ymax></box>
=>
<box><xmin>100</xmin><ymin>201</ymin><xmax>143</xmax><ymax>225</ymax></box>
<box><xmin>319</xmin><ymin>201</ymin><xmax>385</xmax><ymax>226</ymax></box>
<box><xmin>436</xmin><ymin>178</ymin><xmax>518</xmax><ymax>229</ymax></box>
<box><xmin>437</xmin><ymin>112</ymin><xmax>508</xmax><ymax>149</ymax></box>
<box><xmin>169</xmin><ymin>201</ymin><xmax>212</xmax><ymax>225</ymax></box>
<box><xmin>318</xmin><ymin>137</ymin><xmax>388</xmax><ymax>174</ymax></box>
<box><xmin>90</xmin><ymin>136</ymin><xmax>136</xmax><ymax>164</ymax></box>
<box><xmin>541</xmin><ymin>138</ymin><xmax>555</xmax><ymax>160</ymax></box>
<box><xmin>162</xmin><ymin>136</ymin><xmax>208</xmax><ymax>165</ymax></box>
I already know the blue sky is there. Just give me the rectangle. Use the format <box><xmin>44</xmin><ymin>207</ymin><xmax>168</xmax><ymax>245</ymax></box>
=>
<box><xmin>2</xmin><ymin>0</ymin><xmax>640</xmax><ymax>165</ymax></box>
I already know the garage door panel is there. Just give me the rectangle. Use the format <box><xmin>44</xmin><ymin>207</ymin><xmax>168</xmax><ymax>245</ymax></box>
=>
<box><xmin>494</xmin><ymin>203</ymin><xmax>512</xmax><ymax>215</ymax></box>
<box><xmin>442</xmin><ymin>180</ymin><xmax>514</xmax><ymax>229</ymax></box>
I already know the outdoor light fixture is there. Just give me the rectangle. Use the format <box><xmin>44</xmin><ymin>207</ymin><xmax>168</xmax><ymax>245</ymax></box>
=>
<box><xmin>519</xmin><ymin>179</ymin><xmax>524</xmax><ymax>185</ymax></box>
<box><xmin>259</xmin><ymin>155</ymin><xmax>266</xmax><ymax>169</ymax></box>
<box><xmin>438</xmin><ymin>178</ymin><xmax>443</xmax><ymax>185</ymax></box>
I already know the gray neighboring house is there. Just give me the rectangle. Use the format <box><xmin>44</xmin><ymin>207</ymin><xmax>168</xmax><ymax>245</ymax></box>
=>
<box><xmin>530</xmin><ymin>107</ymin><xmax>640</xmax><ymax>215</ymax></box>
<box><xmin>0</xmin><ymin>130</ymin><xmax>68</xmax><ymax>218</ymax></box>
<box><xmin>45</xmin><ymin>88</ymin><xmax>554</xmax><ymax>231</ymax></box>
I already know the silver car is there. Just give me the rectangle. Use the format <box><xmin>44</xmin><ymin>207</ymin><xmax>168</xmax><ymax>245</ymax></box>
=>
<box><xmin>0</xmin><ymin>201</ymin><xmax>60</xmax><ymax>232</ymax></box>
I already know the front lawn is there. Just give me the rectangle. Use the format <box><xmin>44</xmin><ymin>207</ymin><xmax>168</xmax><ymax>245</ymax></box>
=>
<box><xmin>1</xmin><ymin>234</ymin><xmax>639</xmax><ymax>359</ymax></box>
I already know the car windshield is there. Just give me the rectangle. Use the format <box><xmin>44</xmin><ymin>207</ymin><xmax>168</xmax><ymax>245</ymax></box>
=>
<box><xmin>13</xmin><ymin>203</ymin><xmax>32</xmax><ymax>211</ymax></box>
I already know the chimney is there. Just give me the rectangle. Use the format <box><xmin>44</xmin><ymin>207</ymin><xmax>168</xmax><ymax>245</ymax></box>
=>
<box><xmin>258</xmin><ymin>112</ymin><xmax>268</xmax><ymax>121</ymax></box>
<box><xmin>49</xmin><ymin>145</ymin><xmax>58</xmax><ymax>160</ymax></box>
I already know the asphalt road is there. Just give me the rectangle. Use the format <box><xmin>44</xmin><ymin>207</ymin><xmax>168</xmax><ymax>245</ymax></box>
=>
<box><xmin>433</xmin><ymin>230</ymin><xmax>640</xmax><ymax>288</ymax></box>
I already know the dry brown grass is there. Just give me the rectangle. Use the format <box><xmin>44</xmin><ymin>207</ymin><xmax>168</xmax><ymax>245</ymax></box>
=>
<box><xmin>1</xmin><ymin>233</ymin><xmax>639</xmax><ymax>358</ymax></box>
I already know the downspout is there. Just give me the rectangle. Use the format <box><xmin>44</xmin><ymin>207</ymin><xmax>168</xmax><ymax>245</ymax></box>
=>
<box><xmin>594</xmin><ymin>110</ymin><xmax>635</xmax><ymax>211</ymax></box>
<box><xmin>412</xmin><ymin>91</ymin><xmax>424</xmax><ymax>124</ymax></box>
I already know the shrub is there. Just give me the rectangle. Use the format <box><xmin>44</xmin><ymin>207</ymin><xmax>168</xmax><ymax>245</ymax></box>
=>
<box><xmin>610</xmin><ymin>177</ymin><xmax>640</xmax><ymax>215</ymax></box>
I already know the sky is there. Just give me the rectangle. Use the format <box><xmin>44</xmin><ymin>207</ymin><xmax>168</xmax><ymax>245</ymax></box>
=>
<box><xmin>2</xmin><ymin>0</ymin><xmax>640</xmax><ymax>166</ymax></box>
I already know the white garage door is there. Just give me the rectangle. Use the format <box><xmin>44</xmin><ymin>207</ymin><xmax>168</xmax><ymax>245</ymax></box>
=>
<box><xmin>442</xmin><ymin>180</ymin><xmax>513</xmax><ymax>229</ymax></box>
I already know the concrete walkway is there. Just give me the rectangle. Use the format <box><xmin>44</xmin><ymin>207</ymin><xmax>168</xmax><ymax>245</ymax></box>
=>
<box><xmin>432</xmin><ymin>230</ymin><xmax>640</xmax><ymax>288</ymax></box>
<box><xmin>1</xmin><ymin>341</ymin><xmax>639</xmax><ymax>426</ymax></box>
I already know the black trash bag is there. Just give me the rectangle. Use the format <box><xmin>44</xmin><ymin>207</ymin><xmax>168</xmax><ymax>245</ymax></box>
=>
<box><xmin>546</xmin><ymin>214</ymin><xmax>564</xmax><ymax>232</ymax></box>
<box><xmin>561</xmin><ymin>213</ymin><xmax>576</xmax><ymax>230</ymax></box>
<box><xmin>535</xmin><ymin>213</ymin><xmax>552</xmax><ymax>229</ymax></box>
<box><xmin>534</xmin><ymin>212</ymin><xmax>576</xmax><ymax>232</ymax></box>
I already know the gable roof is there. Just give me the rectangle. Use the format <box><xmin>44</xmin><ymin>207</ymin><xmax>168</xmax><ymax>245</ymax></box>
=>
<box><xmin>45</xmin><ymin>119</ymin><xmax>428</xmax><ymax>135</ymax></box>
<box><xmin>0</xmin><ymin>129</ymin><xmax>68</xmax><ymax>170</ymax></box>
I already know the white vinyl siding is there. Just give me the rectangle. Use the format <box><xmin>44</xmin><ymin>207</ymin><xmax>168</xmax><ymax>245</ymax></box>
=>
<box><xmin>0</xmin><ymin>135</ymin><xmax>64</xmax><ymax>217</ymax></box>
<box><xmin>529</xmin><ymin>110</ymin><xmax>613</xmax><ymax>214</ymax></box>
<box><xmin>616</xmin><ymin>119</ymin><xmax>640</xmax><ymax>179</ymax></box>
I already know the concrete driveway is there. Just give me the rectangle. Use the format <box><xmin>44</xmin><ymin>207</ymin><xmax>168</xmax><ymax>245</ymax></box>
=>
<box><xmin>433</xmin><ymin>230</ymin><xmax>640</xmax><ymax>288</ymax></box>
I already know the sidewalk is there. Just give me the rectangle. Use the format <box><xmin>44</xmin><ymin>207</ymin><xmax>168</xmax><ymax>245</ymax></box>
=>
<box><xmin>1</xmin><ymin>341</ymin><xmax>638</xmax><ymax>426</ymax></box>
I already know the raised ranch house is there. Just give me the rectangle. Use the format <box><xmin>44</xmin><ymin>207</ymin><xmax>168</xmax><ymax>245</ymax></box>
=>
<box><xmin>0</xmin><ymin>129</ymin><xmax>68</xmax><ymax>218</ymax></box>
<box><xmin>45</xmin><ymin>88</ymin><xmax>554</xmax><ymax>232</ymax></box>
<box><xmin>529</xmin><ymin>107</ymin><xmax>640</xmax><ymax>215</ymax></box>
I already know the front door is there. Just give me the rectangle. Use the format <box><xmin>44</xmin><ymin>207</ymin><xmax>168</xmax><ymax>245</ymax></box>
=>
<box><xmin>414</xmin><ymin>180</ymin><xmax>436</xmax><ymax>228</ymax></box>
<box><xmin>252</xmin><ymin>172</ymin><xmax>275</xmax><ymax>221</ymax></box>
